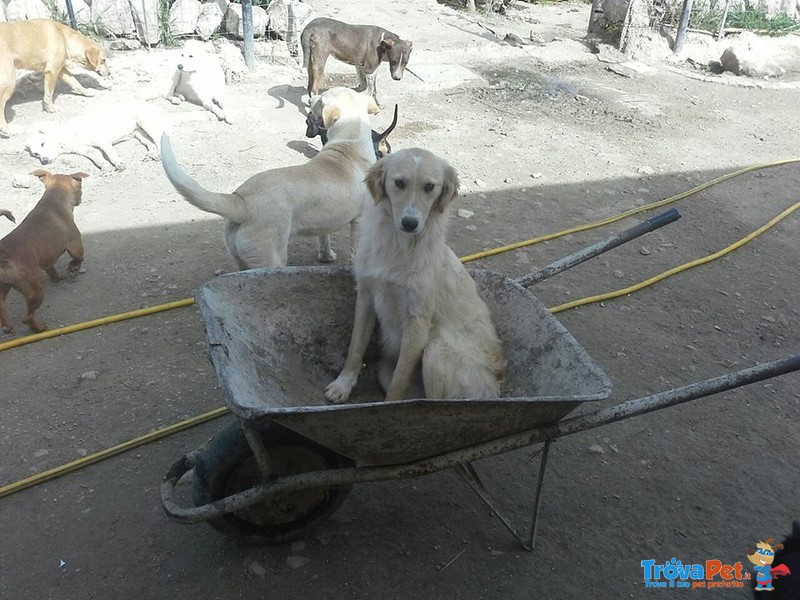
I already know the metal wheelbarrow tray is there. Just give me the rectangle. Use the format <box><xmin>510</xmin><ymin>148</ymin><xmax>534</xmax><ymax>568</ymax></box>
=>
<box><xmin>161</xmin><ymin>264</ymin><xmax>800</xmax><ymax>547</ymax></box>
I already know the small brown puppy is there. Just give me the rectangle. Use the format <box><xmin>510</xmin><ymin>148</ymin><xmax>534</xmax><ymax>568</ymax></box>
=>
<box><xmin>0</xmin><ymin>170</ymin><xmax>88</xmax><ymax>334</ymax></box>
<box><xmin>0</xmin><ymin>19</ymin><xmax>110</xmax><ymax>137</ymax></box>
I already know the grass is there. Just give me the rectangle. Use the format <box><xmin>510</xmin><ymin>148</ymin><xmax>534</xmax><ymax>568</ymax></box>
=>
<box><xmin>688</xmin><ymin>0</ymin><xmax>800</xmax><ymax>35</ymax></box>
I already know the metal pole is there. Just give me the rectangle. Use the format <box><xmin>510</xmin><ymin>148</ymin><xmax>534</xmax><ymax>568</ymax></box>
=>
<box><xmin>64</xmin><ymin>0</ymin><xmax>77</xmax><ymax>29</ymax></box>
<box><xmin>515</xmin><ymin>209</ymin><xmax>680</xmax><ymax>288</ymax></box>
<box><xmin>717</xmin><ymin>0</ymin><xmax>732</xmax><ymax>39</ymax></box>
<box><xmin>673</xmin><ymin>0</ymin><xmax>695</xmax><ymax>54</ymax></box>
<box><xmin>241</xmin><ymin>0</ymin><xmax>255</xmax><ymax>69</ymax></box>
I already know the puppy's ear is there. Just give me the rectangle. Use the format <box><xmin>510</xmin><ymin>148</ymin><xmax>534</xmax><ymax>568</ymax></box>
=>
<box><xmin>365</xmin><ymin>160</ymin><xmax>387</xmax><ymax>206</ymax></box>
<box><xmin>434</xmin><ymin>162</ymin><xmax>460</xmax><ymax>213</ymax></box>
<box><xmin>381</xmin><ymin>38</ymin><xmax>395</xmax><ymax>49</ymax></box>
<box><xmin>70</xmin><ymin>172</ymin><xmax>90</xmax><ymax>182</ymax></box>
<box><xmin>30</xmin><ymin>169</ymin><xmax>51</xmax><ymax>181</ymax></box>
<box><xmin>322</xmin><ymin>104</ymin><xmax>341</xmax><ymax>128</ymax></box>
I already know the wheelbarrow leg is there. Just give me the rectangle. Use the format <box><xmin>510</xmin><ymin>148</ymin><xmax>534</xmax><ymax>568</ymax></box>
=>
<box><xmin>456</xmin><ymin>439</ymin><xmax>553</xmax><ymax>551</ymax></box>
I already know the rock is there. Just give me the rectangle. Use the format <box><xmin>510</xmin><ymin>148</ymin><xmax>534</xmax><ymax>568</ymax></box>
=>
<box><xmin>637</xmin><ymin>166</ymin><xmax>654</xmax><ymax>175</ymax></box>
<box><xmin>587</xmin><ymin>444</ymin><xmax>605</xmax><ymax>454</ymax></box>
<box><xmin>457</xmin><ymin>208</ymin><xmax>475</xmax><ymax>219</ymax></box>
<box><xmin>80</xmin><ymin>370</ymin><xmax>99</xmax><ymax>381</ymax></box>
<box><xmin>11</xmin><ymin>174</ymin><xmax>30</xmax><ymax>188</ymax></box>
<box><xmin>225</xmin><ymin>2</ymin><xmax>267</xmax><ymax>38</ymax></box>
<box><xmin>248</xmin><ymin>561</ymin><xmax>267</xmax><ymax>578</ymax></box>
<box><xmin>503</xmin><ymin>177</ymin><xmax>513</xmax><ymax>184</ymax></box>
<box><xmin>130</xmin><ymin>0</ymin><xmax>160</xmax><ymax>46</ymax></box>
<box><xmin>109</xmin><ymin>38</ymin><xmax>142</xmax><ymax>51</ymax></box>
<box><xmin>5</xmin><ymin>0</ymin><xmax>49</xmax><ymax>20</ymax></box>
<box><xmin>474</xmin><ymin>179</ymin><xmax>486</xmax><ymax>188</ymax></box>
<box><xmin>720</xmin><ymin>33</ymin><xmax>785</xmax><ymax>78</ymax></box>
<box><xmin>606</xmin><ymin>61</ymin><xmax>657</xmax><ymax>78</ymax></box>
<box><xmin>196</xmin><ymin>1</ymin><xmax>224</xmax><ymax>40</ymax></box>
<box><xmin>530</xmin><ymin>172</ymin><xmax>542</xmax><ymax>179</ymax></box>
<box><xmin>170</xmin><ymin>0</ymin><xmax>202</xmax><ymax>36</ymax></box>
<box><xmin>53</xmin><ymin>0</ymin><xmax>92</xmax><ymax>24</ymax></box>
<box><xmin>91</xmin><ymin>0</ymin><xmax>136</xmax><ymax>36</ymax></box>
<box><xmin>266</xmin><ymin>0</ymin><xmax>315</xmax><ymax>38</ymax></box>
<box><xmin>286</xmin><ymin>555</ymin><xmax>310</xmax><ymax>569</ymax></box>
<box><xmin>503</xmin><ymin>32</ymin><xmax>527</xmax><ymax>47</ymax></box>
<box><xmin>215</xmin><ymin>39</ymin><xmax>249</xmax><ymax>83</ymax></box>
<box><xmin>639</xmin><ymin>246</ymin><xmax>651</xmax><ymax>256</ymax></box>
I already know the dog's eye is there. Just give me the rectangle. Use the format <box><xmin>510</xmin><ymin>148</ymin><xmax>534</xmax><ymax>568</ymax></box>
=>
<box><xmin>423</xmin><ymin>183</ymin><xmax>435</xmax><ymax>193</ymax></box>
<box><xmin>394</xmin><ymin>179</ymin><xmax>405</xmax><ymax>190</ymax></box>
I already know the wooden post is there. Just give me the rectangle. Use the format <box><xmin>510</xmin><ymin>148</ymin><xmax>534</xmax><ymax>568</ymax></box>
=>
<box><xmin>242</xmin><ymin>0</ymin><xmax>255</xmax><ymax>70</ymax></box>
<box><xmin>587</xmin><ymin>0</ymin><xmax>604</xmax><ymax>34</ymax></box>
<box><xmin>673</xmin><ymin>0</ymin><xmax>695</xmax><ymax>54</ymax></box>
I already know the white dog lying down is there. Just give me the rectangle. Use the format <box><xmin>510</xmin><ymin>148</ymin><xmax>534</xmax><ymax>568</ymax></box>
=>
<box><xmin>166</xmin><ymin>40</ymin><xmax>230</xmax><ymax>124</ymax></box>
<box><xmin>25</xmin><ymin>102</ymin><xmax>167</xmax><ymax>171</ymax></box>
<box><xmin>325</xmin><ymin>148</ymin><xmax>505</xmax><ymax>403</ymax></box>
<box><xmin>160</xmin><ymin>87</ymin><xmax>379</xmax><ymax>269</ymax></box>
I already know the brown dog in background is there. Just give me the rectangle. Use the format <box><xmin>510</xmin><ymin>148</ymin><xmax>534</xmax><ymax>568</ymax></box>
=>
<box><xmin>0</xmin><ymin>170</ymin><xmax>88</xmax><ymax>334</ymax></box>
<box><xmin>0</xmin><ymin>19</ymin><xmax>110</xmax><ymax>137</ymax></box>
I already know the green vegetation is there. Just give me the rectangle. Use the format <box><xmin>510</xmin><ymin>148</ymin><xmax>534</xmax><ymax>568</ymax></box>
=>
<box><xmin>688</xmin><ymin>0</ymin><xmax>800</xmax><ymax>36</ymax></box>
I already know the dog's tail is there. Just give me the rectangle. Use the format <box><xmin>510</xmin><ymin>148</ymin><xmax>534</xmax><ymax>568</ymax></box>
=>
<box><xmin>160</xmin><ymin>133</ymin><xmax>247</xmax><ymax>223</ymax></box>
<box><xmin>0</xmin><ymin>209</ymin><xmax>15</xmax><ymax>223</ymax></box>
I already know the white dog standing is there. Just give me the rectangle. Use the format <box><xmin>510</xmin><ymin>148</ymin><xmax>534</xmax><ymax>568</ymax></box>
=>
<box><xmin>25</xmin><ymin>102</ymin><xmax>167</xmax><ymax>171</ymax></box>
<box><xmin>166</xmin><ymin>41</ymin><xmax>231</xmax><ymax>124</ymax></box>
<box><xmin>326</xmin><ymin>148</ymin><xmax>505</xmax><ymax>403</ymax></box>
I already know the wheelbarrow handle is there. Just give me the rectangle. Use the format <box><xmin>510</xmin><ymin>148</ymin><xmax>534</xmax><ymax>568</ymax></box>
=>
<box><xmin>514</xmin><ymin>208</ymin><xmax>681</xmax><ymax>288</ymax></box>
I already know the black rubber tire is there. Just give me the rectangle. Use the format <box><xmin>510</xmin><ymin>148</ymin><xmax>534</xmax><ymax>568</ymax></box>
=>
<box><xmin>192</xmin><ymin>420</ymin><xmax>354</xmax><ymax>544</ymax></box>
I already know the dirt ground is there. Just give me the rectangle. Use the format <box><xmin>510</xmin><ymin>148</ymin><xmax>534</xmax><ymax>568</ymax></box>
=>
<box><xmin>1</xmin><ymin>0</ymin><xmax>799</xmax><ymax>598</ymax></box>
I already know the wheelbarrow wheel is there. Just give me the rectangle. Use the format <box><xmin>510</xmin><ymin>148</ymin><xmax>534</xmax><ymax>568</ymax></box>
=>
<box><xmin>192</xmin><ymin>420</ymin><xmax>354</xmax><ymax>544</ymax></box>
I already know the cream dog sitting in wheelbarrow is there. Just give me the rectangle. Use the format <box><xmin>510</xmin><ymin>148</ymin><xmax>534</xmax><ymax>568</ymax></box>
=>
<box><xmin>326</xmin><ymin>148</ymin><xmax>505</xmax><ymax>403</ymax></box>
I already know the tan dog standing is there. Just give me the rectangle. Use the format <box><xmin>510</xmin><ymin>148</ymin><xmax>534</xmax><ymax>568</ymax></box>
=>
<box><xmin>0</xmin><ymin>170</ymin><xmax>88</xmax><ymax>333</ymax></box>
<box><xmin>0</xmin><ymin>19</ymin><xmax>110</xmax><ymax>137</ymax></box>
<box><xmin>161</xmin><ymin>87</ymin><xmax>379</xmax><ymax>269</ymax></box>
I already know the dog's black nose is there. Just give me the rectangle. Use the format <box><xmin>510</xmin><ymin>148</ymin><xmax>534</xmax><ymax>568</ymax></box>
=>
<box><xmin>401</xmin><ymin>216</ymin><xmax>418</xmax><ymax>232</ymax></box>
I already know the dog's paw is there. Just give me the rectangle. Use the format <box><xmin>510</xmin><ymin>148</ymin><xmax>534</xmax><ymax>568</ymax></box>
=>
<box><xmin>317</xmin><ymin>249</ymin><xmax>338</xmax><ymax>263</ymax></box>
<box><xmin>325</xmin><ymin>375</ymin><xmax>357</xmax><ymax>404</ymax></box>
<box><xmin>1</xmin><ymin>324</ymin><xmax>16</xmax><ymax>334</ymax></box>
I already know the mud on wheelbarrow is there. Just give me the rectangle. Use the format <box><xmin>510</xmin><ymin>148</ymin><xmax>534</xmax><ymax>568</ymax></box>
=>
<box><xmin>161</xmin><ymin>261</ymin><xmax>800</xmax><ymax>548</ymax></box>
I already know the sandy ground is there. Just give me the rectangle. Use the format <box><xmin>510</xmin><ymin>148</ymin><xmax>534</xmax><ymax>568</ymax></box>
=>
<box><xmin>0</xmin><ymin>0</ymin><xmax>799</xmax><ymax>598</ymax></box>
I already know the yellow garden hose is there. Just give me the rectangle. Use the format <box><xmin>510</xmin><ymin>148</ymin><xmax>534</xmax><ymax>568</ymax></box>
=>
<box><xmin>548</xmin><ymin>200</ymin><xmax>800</xmax><ymax>313</ymax></box>
<box><xmin>0</xmin><ymin>406</ymin><xmax>230</xmax><ymax>500</ymax></box>
<box><xmin>0</xmin><ymin>158</ymin><xmax>798</xmax><ymax>499</ymax></box>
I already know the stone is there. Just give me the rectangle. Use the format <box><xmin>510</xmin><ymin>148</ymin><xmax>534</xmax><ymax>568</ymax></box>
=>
<box><xmin>225</xmin><ymin>2</ymin><xmax>267</xmax><ymax>39</ymax></box>
<box><xmin>5</xmin><ymin>0</ymin><xmax>49</xmax><ymax>20</ymax></box>
<box><xmin>170</xmin><ymin>0</ymin><xmax>202</xmax><ymax>36</ymax></box>
<box><xmin>91</xmin><ymin>0</ymin><xmax>136</xmax><ymax>36</ymax></box>
<box><xmin>53</xmin><ymin>0</ymin><xmax>92</xmax><ymax>25</ymax></box>
<box><xmin>457</xmin><ymin>208</ymin><xmax>475</xmax><ymax>219</ymax></box>
<box><xmin>266</xmin><ymin>0</ymin><xmax>315</xmax><ymax>38</ymax></box>
<box><xmin>196</xmin><ymin>1</ymin><xmax>224</xmax><ymax>40</ymax></box>
<box><xmin>130</xmin><ymin>0</ymin><xmax>160</xmax><ymax>46</ymax></box>
<box><xmin>11</xmin><ymin>174</ymin><xmax>30</xmax><ymax>188</ymax></box>
<box><xmin>215</xmin><ymin>39</ymin><xmax>248</xmax><ymax>83</ymax></box>
<box><xmin>720</xmin><ymin>32</ymin><xmax>785</xmax><ymax>78</ymax></box>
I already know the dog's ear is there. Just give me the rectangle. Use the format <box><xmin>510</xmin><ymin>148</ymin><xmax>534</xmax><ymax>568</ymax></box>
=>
<box><xmin>434</xmin><ymin>161</ymin><xmax>460</xmax><ymax>213</ymax></box>
<box><xmin>85</xmin><ymin>46</ymin><xmax>102</xmax><ymax>70</ymax></box>
<box><xmin>365</xmin><ymin>160</ymin><xmax>387</xmax><ymax>206</ymax></box>
<box><xmin>322</xmin><ymin>104</ymin><xmax>342</xmax><ymax>128</ymax></box>
<box><xmin>30</xmin><ymin>169</ymin><xmax>51</xmax><ymax>181</ymax></box>
<box><xmin>381</xmin><ymin>38</ymin><xmax>395</xmax><ymax>49</ymax></box>
<box><xmin>70</xmin><ymin>172</ymin><xmax>90</xmax><ymax>182</ymax></box>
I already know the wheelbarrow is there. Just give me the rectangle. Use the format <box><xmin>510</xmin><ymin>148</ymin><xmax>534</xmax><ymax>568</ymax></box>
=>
<box><xmin>161</xmin><ymin>211</ymin><xmax>800</xmax><ymax>548</ymax></box>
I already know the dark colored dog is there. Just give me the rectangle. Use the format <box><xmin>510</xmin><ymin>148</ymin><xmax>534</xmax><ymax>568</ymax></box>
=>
<box><xmin>0</xmin><ymin>170</ymin><xmax>88</xmax><ymax>333</ymax></box>
<box><xmin>301</xmin><ymin>17</ymin><xmax>412</xmax><ymax>105</ymax></box>
<box><xmin>306</xmin><ymin>103</ymin><xmax>398</xmax><ymax>159</ymax></box>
